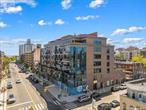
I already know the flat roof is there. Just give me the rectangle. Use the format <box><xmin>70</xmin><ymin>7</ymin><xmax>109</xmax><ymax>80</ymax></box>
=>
<box><xmin>127</xmin><ymin>78</ymin><xmax>146</xmax><ymax>92</ymax></box>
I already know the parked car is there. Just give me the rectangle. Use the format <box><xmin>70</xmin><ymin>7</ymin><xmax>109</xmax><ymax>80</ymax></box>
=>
<box><xmin>7</xmin><ymin>82</ymin><xmax>12</xmax><ymax>89</ymax></box>
<box><xmin>120</xmin><ymin>85</ymin><xmax>127</xmax><ymax>90</ymax></box>
<box><xmin>16</xmin><ymin>79</ymin><xmax>21</xmax><ymax>84</ymax></box>
<box><xmin>110</xmin><ymin>100</ymin><xmax>120</xmax><ymax>108</ymax></box>
<box><xmin>33</xmin><ymin>78</ymin><xmax>39</xmax><ymax>83</ymax></box>
<box><xmin>7</xmin><ymin>94</ymin><xmax>16</xmax><ymax>104</ymax></box>
<box><xmin>120</xmin><ymin>83</ymin><xmax>127</xmax><ymax>90</ymax></box>
<box><xmin>90</xmin><ymin>92</ymin><xmax>100</xmax><ymax>98</ymax></box>
<box><xmin>7</xmin><ymin>74</ymin><xmax>11</xmax><ymax>78</ymax></box>
<box><xmin>112</xmin><ymin>86</ymin><xmax>120</xmax><ymax>92</ymax></box>
<box><xmin>98</xmin><ymin>103</ymin><xmax>112</xmax><ymax>110</ymax></box>
<box><xmin>121</xmin><ymin>83</ymin><xmax>126</xmax><ymax>86</ymax></box>
<box><xmin>78</xmin><ymin>95</ymin><xmax>91</xmax><ymax>103</ymax></box>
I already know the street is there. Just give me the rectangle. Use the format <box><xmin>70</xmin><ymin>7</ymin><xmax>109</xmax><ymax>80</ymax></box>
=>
<box><xmin>74</xmin><ymin>89</ymin><xmax>127</xmax><ymax>110</ymax></box>
<box><xmin>6</xmin><ymin>63</ymin><xmax>48</xmax><ymax>110</ymax></box>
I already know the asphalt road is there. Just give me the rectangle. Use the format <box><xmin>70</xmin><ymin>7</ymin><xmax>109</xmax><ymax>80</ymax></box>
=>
<box><xmin>6</xmin><ymin>63</ymin><xmax>67</xmax><ymax>110</ymax></box>
<box><xmin>6</xmin><ymin>63</ymin><xmax>48</xmax><ymax>110</ymax></box>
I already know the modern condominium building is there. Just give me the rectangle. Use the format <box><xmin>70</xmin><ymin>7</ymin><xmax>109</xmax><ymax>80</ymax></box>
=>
<box><xmin>40</xmin><ymin>32</ymin><xmax>125</xmax><ymax>95</ymax></box>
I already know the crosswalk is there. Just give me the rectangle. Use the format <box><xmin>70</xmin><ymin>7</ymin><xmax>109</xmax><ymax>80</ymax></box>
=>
<box><xmin>18</xmin><ymin>103</ymin><xmax>46</xmax><ymax>110</ymax></box>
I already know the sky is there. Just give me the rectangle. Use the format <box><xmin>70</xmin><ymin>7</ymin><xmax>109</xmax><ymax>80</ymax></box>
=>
<box><xmin>0</xmin><ymin>0</ymin><xmax>146</xmax><ymax>56</ymax></box>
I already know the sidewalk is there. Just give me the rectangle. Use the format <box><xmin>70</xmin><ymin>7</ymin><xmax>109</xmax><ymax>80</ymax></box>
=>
<box><xmin>0</xmin><ymin>78</ymin><xmax>7</xmax><ymax>110</ymax></box>
<box><xmin>34</xmin><ymin>82</ymin><xmax>79</xmax><ymax>110</ymax></box>
<box><xmin>48</xmin><ymin>84</ymin><xmax>83</xmax><ymax>103</ymax></box>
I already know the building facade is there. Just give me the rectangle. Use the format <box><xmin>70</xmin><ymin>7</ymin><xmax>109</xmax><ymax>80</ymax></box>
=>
<box><xmin>140</xmin><ymin>47</ymin><xmax>146</xmax><ymax>58</ymax></box>
<box><xmin>40</xmin><ymin>32</ymin><xmax>125</xmax><ymax>95</ymax></box>
<box><xmin>120</xmin><ymin>79</ymin><xmax>146</xmax><ymax>110</ymax></box>
<box><xmin>19</xmin><ymin>39</ymin><xmax>40</xmax><ymax>69</ymax></box>
<box><xmin>115</xmin><ymin>61</ymin><xmax>145</xmax><ymax>81</ymax></box>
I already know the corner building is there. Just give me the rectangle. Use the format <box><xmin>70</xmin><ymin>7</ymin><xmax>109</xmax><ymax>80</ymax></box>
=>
<box><xmin>41</xmin><ymin>32</ymin><xmax>125</xmax><ymax>95</ymax></box>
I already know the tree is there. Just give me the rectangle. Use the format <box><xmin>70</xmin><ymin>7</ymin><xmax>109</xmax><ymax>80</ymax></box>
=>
<box><xmin>132</xmin><ymin>56</ymin><xmax>146</xmax><ymax>70</ymax></box>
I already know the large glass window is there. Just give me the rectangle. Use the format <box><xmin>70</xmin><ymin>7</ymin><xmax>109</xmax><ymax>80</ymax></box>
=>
<box><xmin>93</xmin><ymin>40</ymin><xmax>101</xmax><ymax>45</ymax></box>
<box><xmin>94</xmin><ymin>47</ymin><xmax>101</xmax><ymax>52</ymax></box>
<box><xmin>94</xmin><ymin>54</ymin><xmax>101</xmax><ymax>59</ymax></box>
<box><xmin>94</xmin><ymin>68</ymin><xmax>101</xmax><ymax>73</ymax></box>
<box><xmin>94</xmin><ymin>61</ymin><xmax>101</xmax><ymax>66</ymax></box>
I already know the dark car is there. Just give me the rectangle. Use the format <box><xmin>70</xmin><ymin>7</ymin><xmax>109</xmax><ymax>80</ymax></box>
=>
<box><xmin>77</xmin><ymin>95</ymin><xmax>91</xmax><ymax>103</ymax></box>
<box><xmin>98</xmin><ymin>103</ymin><xmax>112</xmax><ymax>110</ymax></box>
<box><xmin>110</xmin><ymin>100</ymin><xmax>120</xmax><ymax>108</ymax></box>
<box><xmin>91</xmin><ymin>92</ymin><xmax>100</xmax><ymax>98</ymax></box>
<box><xmin>7</xmin><ymin>74</ymin><xmax>11</xmax><ymax>78</ymax></box>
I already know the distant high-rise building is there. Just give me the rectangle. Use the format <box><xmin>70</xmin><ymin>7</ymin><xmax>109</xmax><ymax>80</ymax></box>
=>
<box><xmin>19</xmin><ymin>39</ymin><xmax>36</xmax><ymax>56</ymax></box>
<box><xmin>19</xmin><ymin>39</ymin><xmax>36</xmax><ymax>67</ymax></box>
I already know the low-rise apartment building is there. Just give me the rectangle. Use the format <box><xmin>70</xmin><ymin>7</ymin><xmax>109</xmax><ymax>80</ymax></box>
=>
<box><xmin>120</xmin><ymin>79</ymin><xmax>146</xmax><ymax>110</ymax></box>
<box><xmin>115</xmin><ymin>61</ymin><xmax>145</xmax><ymax>81</ymax></box>
<box><xmin>40</xmin><ymin>32</ymin><xmax>125</xmax><ymax>95</ymax></box>
<box><xmin>115</xmin><ymin>47</ymin><xmax>140</xmax><ymax>61</ymax></box>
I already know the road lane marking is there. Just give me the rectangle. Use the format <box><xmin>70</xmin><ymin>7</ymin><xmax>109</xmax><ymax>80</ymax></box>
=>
<box><xmin>55</xmin><ymin>100</ymin><xmax>60</xmax><ymax>105</ymax></box>
<box><xmin>34</xmin><ymin>104</ymin><xmax>39</xmax><ymax>110</ymax></box>
<box><xmin>25</xmin><ymin>107</ymin><xmax>28</xmax><ymax>110</ymax></box>
<box><xmin>37</xmin><ymin>104</ymin><xmax>42</xmax><ymax>109</ymax></box>
<box><xmin>6</xmin><ymin>101</ymin><xmax>32</xmax><ymax>109</ymax></box>
<box><xmin>17</xmin><ymin>71</ymin><xmax>36</xmax><ymax>107</ymax></box>
<box><xmin>53</xmin><ymin>100</ymin><xmax>58</xmax><ymax>105</ymax></box>
<box><xmin>40</xmin><ymin>103</ymin><xmax>45</xmax><ymax>109</ymax></box>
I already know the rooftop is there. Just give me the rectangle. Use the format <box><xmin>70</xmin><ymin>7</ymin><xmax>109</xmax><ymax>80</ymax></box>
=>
<box><xmin>127</xmin><ymin>78</ymin><xmax>146</xmax><ymax>92</ymax></box>
<box><xmin>115</xmin><ymin>61</ymin><xmax>142</xmax><ymax>64</ymax></box>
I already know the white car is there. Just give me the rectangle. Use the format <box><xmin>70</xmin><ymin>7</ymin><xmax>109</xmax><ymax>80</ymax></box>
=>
<box><xmin>7</xmin><ymin>94</ymin><xmax>16</xmax><ymax>104</ymax></box>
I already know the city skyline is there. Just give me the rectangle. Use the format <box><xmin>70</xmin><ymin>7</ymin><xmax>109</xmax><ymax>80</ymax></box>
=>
<box><xmin>0</xmin><ymin>0</ymin><xmax>146</xmax><ymax>55</ymax></box>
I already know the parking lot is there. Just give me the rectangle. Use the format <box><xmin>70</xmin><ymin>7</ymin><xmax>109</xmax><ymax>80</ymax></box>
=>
<box><xmin>74</xmin><ymin>89</ymin><xmax>127</xmax><ymax>110</ymax></box>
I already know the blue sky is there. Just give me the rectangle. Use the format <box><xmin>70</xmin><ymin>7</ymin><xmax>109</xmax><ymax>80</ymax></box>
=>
<box><xmin>0</xmin><ymin>0</ymin><xmax>146</xmax><ymax>55</ymax></box>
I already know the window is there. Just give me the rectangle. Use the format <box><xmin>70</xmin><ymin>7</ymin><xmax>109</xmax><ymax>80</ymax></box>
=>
<box><xmin>94</xmin><ymin>47</ymin><xmax>101</xmax><ymax>52</ymax></box>
<box><xmin>107</xmin><ymin>55</ymin><xmax>110</xmax><ymax>60</ymax></box>
<box><xmin>139</xmin><ymin>94</ymin><xmax>142</xmax><ymax>98</ymax></box>
<box><xmin>107</xmin><ymin>68</ymin><xmax>110</xmax><ymax>73</ymax></box>
<box><xmin>94</xmin><ymin>68</ymin><xmax>101</xmax><ymax>73</ymax></box>
<box><xmin>93</xmin><ymin>40</ymin><xmax>101</xmax><ymax>45</ymax></box>
<box><xmin>94</xmin><ymin>54</ymin><xmax>101</xmax><ymax>59</ymax></box>
<box><xmin>107</xmin><ymin>49</ymin><xmax>110</xmax><ymax>53</ymax></box>
<box><xmin>94</xmin><ymin>61</ymin><xmax>101</xmax><ymax>66</ymax></box>
<box><xmin>132</xmin><ymin>93</ymin><xmax>135</xmax><ymax>99</ymax></box>
<box><xmin>107</xmin><ymin>62</ymin><xmax>110</xmax><ymax>66</ymax></box>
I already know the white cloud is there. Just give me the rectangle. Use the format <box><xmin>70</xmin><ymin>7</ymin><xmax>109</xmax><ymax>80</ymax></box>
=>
<box><xmin>123</xmin><ymin>38</ymin><xmax>145</xmax><ymax>43</ymax></box>
<box><xmin>75</xmin><ymin>15</ymin><xmax>99</xmax><ymax>21</ymax></box>
<box><xmin>0</xmin><ymin>21</ymin><xmax>7</xmax><ymax>28</ymax></box>
<box><xmin>1</xmin><ymin>6</ymin><xmax>22</xmax><ymax>13</ymax></box>
<box><xmin>38</xmin><ymin>20</ymin><xmax>52</xmax><ymax>26</ymax></box>
<box><xmin>0</xmin><ymin>0</ymin><xmax>36</xmax><ymax>7</ymax></box>
<box><xmin>55</xmin><ymin>19</ymin><xmax>65</xmax><ymax>25</ymax></box>
<box><xmin>0</xmin><ymin>38</ymin><xmax>41</xmax><ymax>45</ymax></box>
<box><xmin>111</xmin><ymin>26</ymin><xmax>146</xmax><ymax>36</ymax></box>
<box><xmin>89</xmin><ymin>0</ymin><xmax>104</xmax><ymax>8</ymax></box>
<box><xmin>38</xmin><ymin>20</ymin><xmax>46</xmax><ymax>26</ymax></box>
<box><xmin>0</xmin><ymin>0</ymin><xmax>36</xmax><ymax>13</ymax></box>
<box><xmin>107</xmin><ymin>38</ymin><xmax>120</xmax><ymax>45</ymax></box>
<box><xmin>61</xmin><ymin>0</ymin><xmax>71</xmax><ymax>10</ymax></box>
